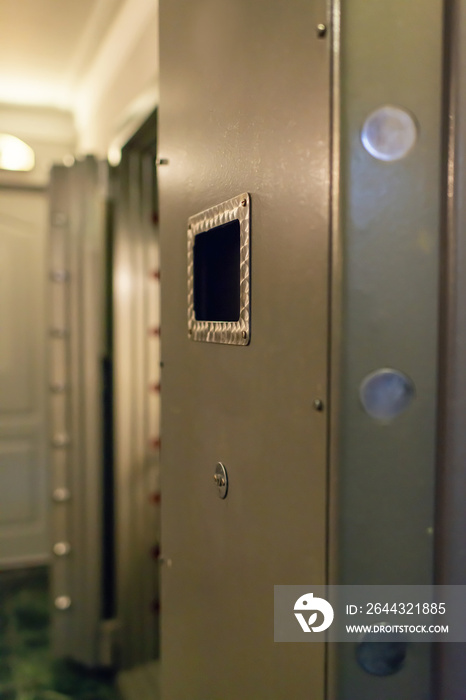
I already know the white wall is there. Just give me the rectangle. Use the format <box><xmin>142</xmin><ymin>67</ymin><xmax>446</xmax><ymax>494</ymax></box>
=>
<box><xmin>0</xmin><ymin>1</ymin><xmax>159</xmax><ymax>169</ymax></box>
<box><xmin>74</xmin><ymin>0</ymin><xmax>159</xmax><ymax>158</ymax></box>
<box><xmin>0</xmin><ymin>102</ymin><xmax>76</xmax><ymax>567</ymax></box>
<box><xmin>0</xmin><ymin>1</ymin><xmax>158</xmax><ymax>178</ymax></box>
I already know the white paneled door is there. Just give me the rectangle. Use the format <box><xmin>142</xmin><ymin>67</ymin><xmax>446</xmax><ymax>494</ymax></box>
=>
<box><xmin>0</xmin><ymin>189</ymin><xmax>49</xmax><ymax>567</ymax></box>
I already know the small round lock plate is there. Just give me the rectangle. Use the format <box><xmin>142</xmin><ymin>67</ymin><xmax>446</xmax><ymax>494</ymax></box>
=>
<box><xmin>213</xmin><ymin>462</ymin><xmax>228</xmax><ymax>499</ymax></box>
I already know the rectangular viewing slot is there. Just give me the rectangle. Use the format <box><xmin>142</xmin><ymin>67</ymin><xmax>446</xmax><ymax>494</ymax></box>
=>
<box><xmin>187</xmin><ymin>192</ymin><xmax>250</xmax><ymax>345</ymax></box>
<box><xmin>193</xmin><ymin>219</ymin><xmax>241</xmax><ymax>322</ymax></box>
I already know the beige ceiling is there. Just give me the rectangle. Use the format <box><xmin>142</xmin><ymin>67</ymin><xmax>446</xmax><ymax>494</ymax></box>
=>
<box><xmin>0</xmin><ymin>0</ymin><xmax>125</xmax><ymax>109</ymax></box>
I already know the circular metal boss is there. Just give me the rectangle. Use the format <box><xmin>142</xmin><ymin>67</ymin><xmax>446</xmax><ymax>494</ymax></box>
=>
<box><xmin>356</xmin><ymin>631</ymin><xmax>408</xmax><ymax>676</ymax></box>
<box><xmin>359</xmin><ymin>368</ymin><xmax>415</xmax><ymax>420</ymax></box>
<box><xmin>361</xmin><ymin>105</ymin><xmax>418</xmax><ymax>161</ymax></box>
<box><xmin>53</xmin><ymin>542</ymin><xmax>71</xmax><ymax>557</ymax></box>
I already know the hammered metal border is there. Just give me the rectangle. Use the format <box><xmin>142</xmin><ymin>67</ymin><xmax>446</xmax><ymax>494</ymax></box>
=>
<box><xmin>187</xmin><ymin>192</ymin><xmax>250</xmax><ymax>345</ymax></box>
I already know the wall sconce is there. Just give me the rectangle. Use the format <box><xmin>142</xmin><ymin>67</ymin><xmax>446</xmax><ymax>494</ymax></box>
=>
<box><xmin>0</xmin><ymin>133</ymin><xmax>35</xmax><ymax>172</ymax></box>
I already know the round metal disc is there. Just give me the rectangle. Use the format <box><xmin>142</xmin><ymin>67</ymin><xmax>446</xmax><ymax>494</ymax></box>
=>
<box><xmin>213</xmin><ymin>462</ymin><xmax>228</xmax><ymax>499</ymax></box>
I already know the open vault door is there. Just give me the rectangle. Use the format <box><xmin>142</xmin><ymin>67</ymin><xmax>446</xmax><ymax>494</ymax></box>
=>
<box><xmin>48</xmin><ymin>157</ymin><xmax>110</xmax><ymax>666</ymax></box>
<box><xmin>159</xmin><ymin>0</ymin><xmax>445</xmax><ymax>698</ymax></box>
<box><xmin>112</xmin><ymin>112</ymin><xmax>161</xmax><ymax>696</ymax></box>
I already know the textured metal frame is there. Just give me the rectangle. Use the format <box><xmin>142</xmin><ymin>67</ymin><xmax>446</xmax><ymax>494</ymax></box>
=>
<box><xmin>187</xmin><ymin>192</ymin><xmax>250</xmax><ymax>345</ymax></box>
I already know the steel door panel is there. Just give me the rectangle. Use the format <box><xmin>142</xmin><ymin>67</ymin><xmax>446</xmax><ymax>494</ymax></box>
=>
<box><xmin>159</xmin><ymin>1</ymin><xmax>330</xmax><ymax>698</ymax></box>
<box><xmin>48</xmin><ymin>159</ymin><xmax>106</xmax><ymax>666</ymax></box>
<box><xmin>328</xmin><ymin>0</ymin><xmax>444</xmax><ymax>697</ymax></box>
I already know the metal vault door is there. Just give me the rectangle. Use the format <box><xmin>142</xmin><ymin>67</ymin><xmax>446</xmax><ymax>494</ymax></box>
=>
<box><xmin>159</xmin><ymin>0</ymin><xmax>446</xmax><ymax>697</ymax></box>
<box><xmin>329</xmin><ymin>1</ymin><xmax>444</xmax><ymax>698</ymax></box>
<box><xmin>113</xmin><ymin>114</ymin><xmax>161</xmax><ymax>682</ymax></box>
<box><xmin>48</xmin><ymin>157</ymin><xmax>108</xmax><ymax>665</ymax></box>
<box><xmin>159</xmin><ymin>1</ymin><xmax>330</xmax><ymax>698</ymax></box>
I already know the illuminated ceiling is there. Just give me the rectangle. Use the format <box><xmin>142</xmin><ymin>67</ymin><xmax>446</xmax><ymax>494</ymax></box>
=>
<box><xmin>0</xmin><ymin>0</ymin><xmax>126</xmax><ymax>109</ymax></box>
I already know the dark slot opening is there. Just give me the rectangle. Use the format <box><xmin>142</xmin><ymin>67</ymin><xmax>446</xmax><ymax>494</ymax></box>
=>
<box><xmin>193</xmin><ymin>219</ymin><xmax>241</xmax><ymax>322</ymax></box>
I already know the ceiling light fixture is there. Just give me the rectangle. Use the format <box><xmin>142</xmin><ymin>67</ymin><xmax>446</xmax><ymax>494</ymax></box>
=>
<box><xmin>0</xmin><ymin>134</ymin><xmax>35</xmax><ymax>172</ymax></box>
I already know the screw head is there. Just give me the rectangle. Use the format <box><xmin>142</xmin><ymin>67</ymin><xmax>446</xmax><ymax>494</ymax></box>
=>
<box><xmin>214</xmin><ymin>462</ymin><xmax>229</xmax><ymax>499</ymax></box>
<box><xmin>313</xmin><ymin>398</ymin><xmax>324</xmax><ymax>412</ymax></box>
<box><xmin>316</xmin><ymin>23</ymin><xmax>327</xmax><ymax>37</ymax></box>
<box><xmin>241</xmin><ymin>198</ymin><xmax>247</xmax><ymax>207</ymax></box>
<box><xmin>241</xmin><ymin>331</ymin><xmax>247</xmax><ymax>339</ymax></box>
<box><xmin>52</xmin><ymin>433</ymin><xmax>70</xmax><ymax>448</ymax></box>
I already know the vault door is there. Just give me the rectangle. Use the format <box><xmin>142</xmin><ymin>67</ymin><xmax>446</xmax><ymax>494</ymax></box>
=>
<box><xmin>159</xmin><ymin>1</ymin><xmax>330</xmax><ymax>698</ymax></box>
<box><xmin>48</xmin><ymin>158</ymin><xmax>108</xmax><ymax>665</ymax></box>
<box><xmin>329</xmin><ymin>1</ymin><xmax>444</xmax><ymax>698</ymax></box>
<box><xmin>113</xmin><ymin>112</ymin><xmax>161</xmax><ymax>681</ymax></box>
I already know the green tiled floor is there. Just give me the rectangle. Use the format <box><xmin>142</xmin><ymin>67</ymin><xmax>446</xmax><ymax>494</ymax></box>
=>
<box><xmin>0</xmin><ymin>567</ymin><xmax>119</xmax><ymax>700</ymax></box>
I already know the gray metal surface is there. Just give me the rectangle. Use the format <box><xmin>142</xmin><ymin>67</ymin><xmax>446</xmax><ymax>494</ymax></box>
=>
<box><xmin>328</xmin><ymin>0</ymin><xmax>444</xmax><ymax>697</ymax></box>
<box><xmin>159</xmin><ymin>1</ymin><xmax>330</xmax><ymax>698</ymax></box>
<box><xmin>48</xmin><ymin>158</ymin><xmax>106</xmax><ymax>666</ymax></box>
<box><xmin>0</xmin><ymin>189</ymin><xmax>49</xmax><ymax>566</ymax></box>
<box><xmin>113</xmin><ymin>144</ymin><xmax>160</xmax><ymax>669</ymax></box>
<box><xmin>435</xmin><ymin>0</ymin><xmax>466</xmax><ymax>696</ymax></box>
<box><xmin>187</xmin><ymin>192</ymin><xmax>250</xmax><ymax>345</ymax></box>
